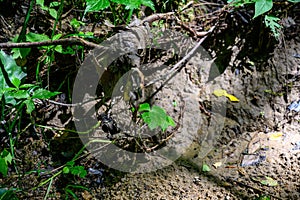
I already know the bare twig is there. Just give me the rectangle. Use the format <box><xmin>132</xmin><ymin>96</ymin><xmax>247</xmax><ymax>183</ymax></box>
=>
<box><xmin>141</xmin><ymin>12</ymin><xmax>175</xmax><ymax>25</ymax></box>
<box><xmin>0</xmin><ymin>37</ymin><xmax>100</xmax><ymax>49</ymax></box>
<box><xmin>144</xmin><ymin>25</ymin><xmax>216</xmax><ymax>89</ymax></box>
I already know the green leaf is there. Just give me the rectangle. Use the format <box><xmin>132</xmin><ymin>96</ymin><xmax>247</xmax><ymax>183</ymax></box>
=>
<box><xmin>112</xmin><ymin>0</ymin><xmax>155</xmax><ymax>10</ymax></box>
<box><xmin>11</xmin><ymin>77</ymin><xmax>21</xmax><ymax>88</ymax></box>
<box><xmin>31</xmin><ymin>89</ymin><xmax>60</xmax><ymax>99</ymax></box>
<box><xmin>3</xmin><ymin>93</ymin><xmax>17</xmax><ymax>105</ymax></box>
<box><xmin>84</xmin><ymin>0</ymin><xmax>110</xmax><ymax>15</ymax></box>
<box><xmin>36</xmin><ymin>0</ymin><xmax>46</xmax><ymax>10</ymax></box>
<box><xmin>138</xmin><ymin>103</ymin><xmax>151</xmax><ymax>112</ymax></box>
<box><xmin>10</xmin><ymin>90</ymin><xmax>30</xmax><ymax>99</ymax></box>
<box><xmin>1</xmin><ymin>149</ymin><xmax>12</xmax><ymax>165</ymax></box>
<box><xmin>253</xmin><ymin>0</ymin><xmax>273</xmax><ymax>19</ymax></box>
<box><xmin>256</xmin><ymin>195</ymin><xmax>271</xmax><ymax>200</ymax></box>
<box><xmin>287</xmin><ymin>0</ymin><xmax>300</xmax><ymax>2</ymax></box>
<box><xmin>140</xmin><ymin>105</ymin><xmax>175</xmax><ymax>131</ymax></box>
<box><xmin>19</xmin><ymin>84</ymin><xmax>35</xmax><ymax>89</ymax></box>
<box><xmin>0</xmin><ymin>158</ymin><xmax>8</xmax><ymax>177</ymax></box>
<box><xmin>66</xmin><ymin>161</ymin><xmax>75</xmax><ymax>166</ymax></box>
<box><xmin>202</xmin><ymin>164</ymin><xmax>211</xmax><ymax>172</ymax></box>
<box><xmin>0</xmin><ymin>50</ymin><xmax>26</xmax><ymax>81</ymax></box>
<box><xmin>260</xmin><ymin>176</ymin><xmax>278</xmax><ymax>186</ymax></box>
<box><xmin>0</xmin><ymin>150</ymin><xmax>12</xmax><ymax>177</ymax></box>
<box><xmin>54</xmin><ymin>45</ymin><xmax>63</xmax><ymax>53</ymax></box>
<box><xmin>70</xmin><ymin>18</ymin><xmax>85</xmax><ymax>30</ymax></box>
<box><xmin>166</xmin><ymin>116</ymin><xmax>176</xmax><ymax>127</ymax></box>
<box><xmin>11</xmin><ymin>48</ymin><xmax>31</xmax><ymax>59</ymax></box>
<box><xmin>26</xmin><ymin>32</ymin><xmax>50</xmax><ymax>42</ymax></box>
<box><xmin>264</xmin><ymin>15</ymin><xmax>282</xmax><ymax>39</ymax></box>
<box><xmin>49</xmin><ymin>8</ymin><xmax>57</xmax><ymax>19</ymax></box>
<box><xmin>69</xmin><ymin>166</ymin><xmax>87</xmax><ymax>178</ymax></box>
<box><xmin>50</xmin><ymin>1</ymin><xmax>60</xmax><ymax>7</ymax></box>
<box><xmin>52</xmin><ymin>34</ymin><xmax>62</xmax><ymax>40</ymax></box>
<box><xmin>0</xmin><ymin>51</ymin><xmax>26</xmax><ymax>99</ymax></box>
<box><xmin>63</xmin><ymin>166</ymin><xmax>70</xmax><ymax>174</ymax></box>
<box><xmin>24</xmin><ymin>99</ymin><xmax>35</xmax><ymax>114</ymax></box>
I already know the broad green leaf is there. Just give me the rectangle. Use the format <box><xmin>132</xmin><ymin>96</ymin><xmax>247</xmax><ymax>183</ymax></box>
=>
<box><xmin>0</xmin><ymin>50</ymin><xmax>26</xmax><ymax>98</ymax></box>
<box><xmin>3</xmin><ymin>93</ymin><xmax>17</xmax><ymax>105</ymax></box>
<box><xmin>84</xmin><ymin>0</ymin><xmax>110</xmax><ymax>15</ymax></box>
<box><xmin>1</xmin><ymin>149</ymin><xmax>12</xmax><ymax>165</ymax></box>
<box><xmin>0</xmin><ymin>158</ymin><xmax>8</xmax><ymax>177</ymax></box>
<box><xmin>202</xmin><ymin>164</ymin><xmax>211</xmax><ymax>172</ymax></box>
<box><xmin>253</xmin><ymin>0</ymin><xmax>273</xmax><ymax>19</ymax></box>
<box><xmin>11</xmin><ymin>77</ymin><xmax>21</xmax><ymax>88</ymax></box>
<box><xmin>288</xmin><ymin>0</ymin><xmax>300</xmax><ymax>2</ymax></box>
<box><xmin>49</xmin><ymin>8</ymin><xmax>57</xmax><ymax>19</ymax></box>
<box><xmin>26</xmin><ymin>32</ymin><xmax>50</xmax><ymax>42</ymax></box>
<box><xmin>54</xmin><ymin>45</ymin><xmax>63</xmax><ymax>53</ymax></box>
<box><xmin>138</xmin><ymin>103</ymin><xmax>151</xmax><ymax>112</ymax></box>
<box><xmin>147</xmin><ymin>105</ymin><xmax>167</xmax><ymax>130</ymax></box>
<box><xmin>24</xmin><ymin>99</ymin><xmax>35</xmax><ymax>114</ymax></box>
<box><xmin>31</xmin><ymin>89</ymin><xmax>60</xmax><ymax>99</ymax></box>
<box><xmin>10</xmin><ymin>90</ymin><xmax>29</xmax><ymax>99</ymax></box>
<box><xmin>141</xmin><ymin>105</ymin><xmax>175</xmax><ymax>131</ymax></box>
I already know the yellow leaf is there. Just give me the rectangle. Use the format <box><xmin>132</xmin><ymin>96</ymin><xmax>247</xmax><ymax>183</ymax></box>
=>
<box><xmin>269</xmin><ymin>132</ymin><xmax>283</xmax><ymax>140</ymax></box>
<box><xmin>226</xmin><ymin>94</ymin><xmax>239</xmax><ymax>102</ymax></box>
<box><xmin>213</xmin><ymin>89</ymin><xmax>239</xmax><ymax>102</ymax></box>
<box><xmin>213</xmin><ymin>89</ymin><xmax>227</xmax><ymax>97</ymax></box>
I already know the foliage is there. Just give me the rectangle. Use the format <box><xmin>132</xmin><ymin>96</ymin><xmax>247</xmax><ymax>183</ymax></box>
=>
<box><xmin>202</xmin><ymin>163</ymin><xmax>211</xmax><ymax>172</ymax></box>
<box><xmin>63</xmin><ymin>161</ymin><xmax>87</xmax><ymax>178</ymax></box>
<box><xmin>1</xmin><ymin>50</ymin><xmax>60</xmax><ymax>114</ymax></box>
<box><xmin>0</xmin><ymin>149</ymin><xmax>12</xmax><ymax>177</ymax></box>
<box><xmin>84</xmin><ymin>0</ymin><xmax>155</xmax><ymax>23</ymax></box>
<box><xmin>36</xmin><ymin>0</ymin><xmax>60</xmax><ymax>19</ymax></box>
<box><xmin>264</xmin><ymin>15</ymin><xmax>282</xmax><ymax>39</ymax></box>
<box><xmin>138</xmin><ymin>103</ymin><xmax>176</xmax><ymax>132</ymax></box>
<box><xmin>251</xmin><ymin>176</ymin><xmax>278</xmax><ymax>186</ymax></box>
<box><xmin>0</xmin><ymin>188</ymin><xmax>18</xmax><ymax>200</ymax></box>
<box><xmin>228</xmin><ymin>0</ymin><xmax>299</xmax><ymax>39</ymax></box>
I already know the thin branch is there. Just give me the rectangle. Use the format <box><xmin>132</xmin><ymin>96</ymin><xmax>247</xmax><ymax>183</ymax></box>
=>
<box><xmin>141</xmin><ymin>12</ymin><xmax>175</xmax><ymax>25</ymax></box>
<box><xmin>0</xmin><ymin>37</ymin><xmax>100</xmax><ymax>49</ymax></box>
<box><xmin>144</xmin><ymin>25</ymin><xmax>216</xmax><ymax>89</ymax></box>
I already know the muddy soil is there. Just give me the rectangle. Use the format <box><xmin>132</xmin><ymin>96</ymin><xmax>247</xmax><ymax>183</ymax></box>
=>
<box><xmin>94</xmin><ymin>35</ymin><xmax>300</xmax><ymax>199</ymax></box>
